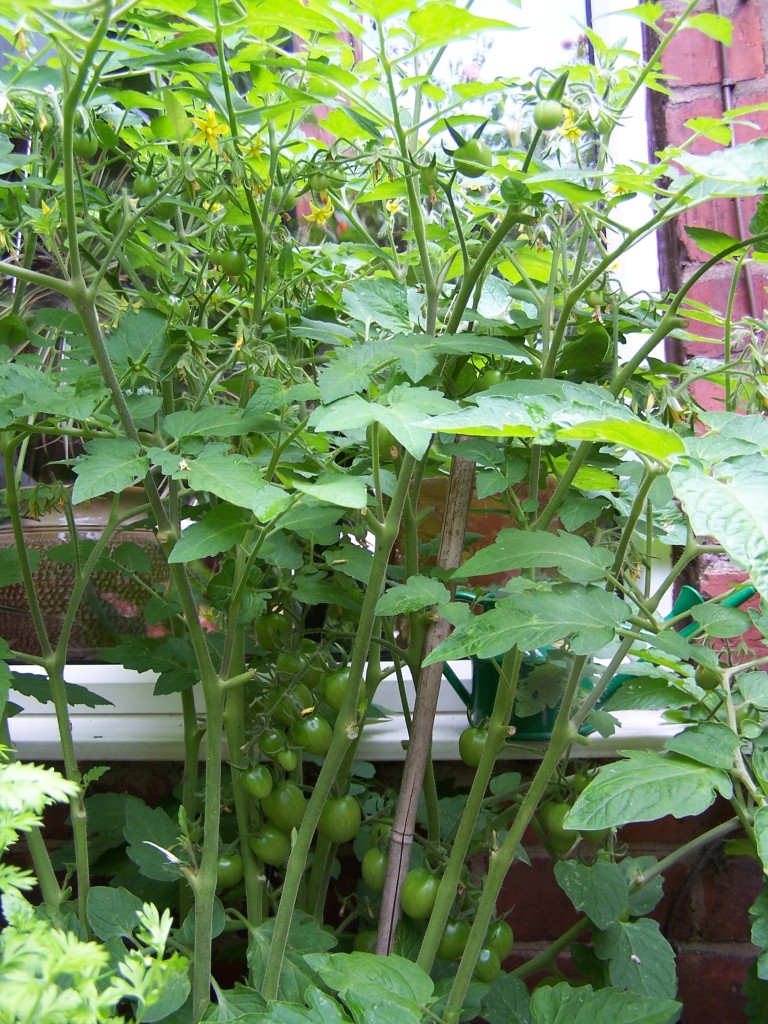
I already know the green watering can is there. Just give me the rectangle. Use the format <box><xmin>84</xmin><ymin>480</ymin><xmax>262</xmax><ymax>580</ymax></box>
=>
<box><xmin>442</xmin><ymin>585</ymin><xmax>756</xmax><ymax>740</ymax></box>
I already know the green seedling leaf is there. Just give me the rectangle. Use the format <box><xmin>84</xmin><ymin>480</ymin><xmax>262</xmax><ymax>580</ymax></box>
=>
<box><xmin>566</xmin><ymin>750</ymin><xmax>732</xmax><ymax>830</ymax></box>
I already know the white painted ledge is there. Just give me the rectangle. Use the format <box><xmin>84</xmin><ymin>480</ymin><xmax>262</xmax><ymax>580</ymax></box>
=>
<box><xmin>6</xmin><ymin>664</ymin><xmax>680</xmax><ymax>762</ymax></box>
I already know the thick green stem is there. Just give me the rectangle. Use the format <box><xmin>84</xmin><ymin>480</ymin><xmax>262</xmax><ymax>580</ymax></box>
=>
<box><xmin>262</xmin><ymin>453</ymin><xmax>417</xmax><ymax>1000</ymax></box>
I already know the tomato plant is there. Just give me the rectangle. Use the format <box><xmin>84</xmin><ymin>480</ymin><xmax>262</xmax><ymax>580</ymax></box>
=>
<box><xmin>242</xmin><ymin>765</ymin><xmax>273</xmax><ymax>800</ymax></box>
<box><xmin>436</xmin><ymin>919</ymin><xmax>470</xmax><ymax>961</ymax></box>
<box><xmin>471</xmin><ymin>369</ymin><xmax>505</xmax><ymax>393</ymax></box>
<box><xmin>249</xmin><ymin>824</ymin><xmax>291</xmax><ymax>866</ymax></box>
<box><xmin>134</xmin><ymin>172</ymin><xmax>158</xmax><ymax>198</ymax></box>
<box><xmin>695</xmin><ymin>664</ymin><xmax>723</xmax><ymax>691</ymax></box>
<box><xmin>216</xmin><ymin>852</ymin><xmax>244</xmax><ymax>889</ymax></box>
<box><xmin>400</xmin><ymin>867</ymin><xmax>440</xmax><ymax>920</ymax></box>
<box><xmin>533</xmin><ymin>99</ymin><xmax>564</xmax><ymax>130</ymax></box>
<box><xmin>262</xmin><ymin>781</ymin><xmax>307</xmax><ymax>832</ymax></box>
<box><xmin>307</xmin><ymin>171</ymin><xmax>329</xmax><ymax>193</ymax></box>
<box><xmin>273</xmin><ymin>682</ymin><xmax>314</xmax><ymax>726</ymax></box>
<box><xmin>260</xmin><ymin>728</ymin><xmax>286</xmax><ymax>759</ymax></box>
<box><xmin>317</xmin><ymin>794</ymin><xmax>362</xmax><ymax>844</ymax></box>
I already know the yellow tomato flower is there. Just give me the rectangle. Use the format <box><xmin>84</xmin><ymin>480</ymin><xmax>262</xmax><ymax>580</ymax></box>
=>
<box><xmin>303</xmin><ymin>197</ymin><xmax>334</xmax><ymax>225</ymax></box>
<box><xmin>190</xmin><ymin>105</ymin><xmax>228</xmax><ymax>154</ymax></box>
<box><xmin>239</xmin><ymin>135</ymin><xmax>264</xmax><ymax>159</ymax></box>
<box><xmin>385</xmin><ymin>197</ymin><xmax>403</xmax><ymax>215</ymax></box>
<box><xmin>558</xmin><ymin>108</ymin><xmax>584</xmax><ymax>143</ymax></box>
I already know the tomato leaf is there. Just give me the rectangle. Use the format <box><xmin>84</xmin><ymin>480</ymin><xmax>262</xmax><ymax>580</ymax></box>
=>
<box><xmin>454</xmin><ymin>530</ymin><xmax>612</xmax><ymax>584</ymax></box>
<box><xmin>529</xmin><ymin>980</ymin><xmax>681</xmax><ymax>1024</ymax></box>
<box><xmin>72</xmin><ymin>438</ymin><xmax>149</xmax><ymax>503</ymax></box>
<box><xmin>554</xmin><ymin>861</ymin><xmax>629</xmax><ymax>931</ymax></box>
<box><xmin>565</xmin><ymin>751</ymin><xmax>732</xmax><ymax>830</ymax></box>
<box><xmin>169</xmin><ymin>505</ymin><xmax>250</xmax><ymax>563</ymax></box>
<box><xmin>375</xmin><ymin>575</ymin><xmax>450</xmax><ymax>615</ymax></box>
<box><xmin>593</xmin><ymin>919</ymin><xmax>677</xmax><ymax>1000</ymax></box>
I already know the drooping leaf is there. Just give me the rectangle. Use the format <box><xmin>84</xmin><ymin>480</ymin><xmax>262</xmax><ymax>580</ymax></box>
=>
<box><xmin>454</xmin><ymin>530</ymin><xmax>612</xmax><ymax>584</ymax></box>
<box><xmin>565</xmin><ymin>750</ymin><xmax>732</xmax><ymax>830</ymax></box>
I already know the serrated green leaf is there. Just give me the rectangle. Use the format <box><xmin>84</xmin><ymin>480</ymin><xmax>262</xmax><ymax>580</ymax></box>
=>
<box><xmin>424</xmin><ymin>585</ymin><xmax>627</xmax><ymax>664</ymax></box>
<box><xmin>687</xmin><ymin>12</ymin><xmax>732</xmax><ymax>44</ymax></box>
<box><xmin>530</xmin><ymin>981</ymin><xmax>680</xmax><ymax>1024</ymax></box>
<box><xmin>566</xmin><ymin>751</ymin><xmax>732</xmax><ymax>830</ymax></box>
<box><xmin>593</xmin><ymin>919</ymin><xmax>677</xmax><ymax>1000</ymax></box>
<box><xmin>454</xmin><ymin>530</ymin><xmax>612</xmax><ymax>584</ymax></box>
<box><xmin>739</xmin><ymin>673</ymin><xmax>768</xmax><ymax>710</ymax></box>
<box><xmin>664</xmin><ymin>722</ymin><xmax>739</xmax><ymax>770</ymax></box>
<box><xmin>481</xmin><ymin>972</ymin><xmax>533</xmax><ymax>1024</ymax></box>
<box><xmin>169</xmin><ymin>505</ymin><xmax>250</xmax><ymax>563</ymax></box>
<box><xmin>72</xmin><ymin>438</ymin><xmax>149</xmax><ymax>503</ymax></box>
<box><xmin>163</xmin><ymin>408</ymin><xmax>249</xmax><ymax>439</ymax></box>
<box><xmin>375</xmin><ymin>575</ymin><xmax>450</xmax><ymax>615</ymax></box>
<box><xmin>86</xmin><ymin>885</ymin><xmax>143</xmax><ymax>940</ymax></box>
<box><xmin>124</xmin><ymin>800</ymin><xmax>182</xmax><ymax>882</ymax></box>
<box><xmin>342</xmin><ymin>279</ymin><xmax>411</xmax><ymax>332</ymax></box>
<box><xmin>292</xmin><ymin>472</ymin><xmax>367</xmax><ymax>509</ymax></box>
<box><xmin>670</xmin><ymin>462</ymin><xmax>768</xmax><ymax>603</ymax></box>
<box><xmin>691</xmin><ymin>601</ymin><xmax>752</xmax><ymax>639</ymax></box>
<box><xmin>557</xmin><ymin>419</ymin><xmax>684</xmax><ymax>461</ymax></box>
<box><xmin>554</xmin><ymin>860</ymin><xmax>630</xmax><ymax>930</ymax></box>
<box><xmin>684</xmin><ymin>226</ymin><xmax>740</xmax><ymax>257</ymax></box>
<box><xmin>305</xmin><ymin>951</ymin><xmax>432</xmax><ymax>1024</ymax></box>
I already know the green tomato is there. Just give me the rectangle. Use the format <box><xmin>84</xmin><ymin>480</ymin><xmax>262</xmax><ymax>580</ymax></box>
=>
<box><xmin>399</xmin><ymin>867</ymin><xmax>440</xmax><ymax>920</ymax></box>
<box><xmin>695</xmin><ymin>664</ymin><xmax>723</xmax><ymax>691</ymax></box>
<box><xmin>262</xmin><ymin>781</ymin><xmax>307</xmax><ymax>832</ymax></box>
<box><xmin>321</xmin><ymin>668</ymin><xmax>351</xmax><ymax>713</ymax></box>
<box><xmin>353</xmin><ymin>929</ymin><xmax>378</xmax><ymax>952</ymax></box>
<box><xmin>275</xmin><ymin>650</ymin><xmax>304</xmax><ymax>677</ymax></box>
<box><xmin>308</xmin><ymin>171</ymin><xmax>330</xmax><ymax>193</ymax></box>
<box><xmin>210</xmin><ymin>247</ymin><xmax>226</xmax><ymax>268</ymax></box>
<box><xmin>471</xmin><ymin>368</ymin><xmax>505</xmax><ymax>393</ymax></box>
<box><xmin>539</xmin><ymin>801</ymin><xmax>580</xmax><ymax>855</ymax></box>
<box><xmin>318</xmin><ymin>795</ymin><xmax>362</xmax><ymax>844</ymax></box>
<box><xmin>249</xmin><ymin>824</ymin><xmax>291</xmax><ymax>866</ymax></box>
<box><xmin>290</xmin><ymin>713</ymin><xmax>333</xmax><ymax>756</ymax></box>
<box><xmin>580</xmin><ymin>826</ymin><xmax>612</xmax><ymax>845</ymax></box>
<box><xmin>73</xmin><ymin>131</ymin><xmax>98</xmax><ymax>159</ymax></box>
<box><xmin>260</xmin><ymin>728</ymin><xmax>286</xmax><ymax>758</ymax></box>
<box><xmin>216</xmin><ymin>852</ymin><xmax>244</xmax><ymax>889</ymax></box>
<box><xmin>485</xmin><ymin>919</ymin><xmax>514</xmax><ymax>960</ymax></box>
<box><xmin>473</xmin><ymin>946</ymin><xmax>501</xmax><ymax>983</ymax></box>
<box><xmin>584</xmin><ymin>289</ymin><xmax>604</xmax><ymax>307</ymax></box>
<box><xmin>221</xmin><ymin>249</ymin><xmax>248</xmax><ymax>276</ymax></box>
<box><xmin>256</xmin><ymin>612</ymin><xmax>291</xmax><ymax>652</ymax></box>
<box><xmin>452</xmin><ymin>138</ymin><xmax>492</xmax><ymax>178</ymax></box>
<box><xmin>420</xmin><ymin>159</ymin><xmax>438</xmax><ymax>189</ymax></box>
<box><xmin>459</xmin><ymin>725</ymin><xmax>489</xmax><ymax>768</ymax></box>
<box><xmin>361</xmin><ymin>846</ymin><xmax>388</xmax><ymax>893</ymax></box>
<box><xmin>533</xmin><ymin>99</ymin><xmax>565</xmax><ymax>131</ymax></box>
<box><xmin>370</xmin><ymin>819</ymin><xmax>393</xmax><ymax>847</ymax></box>
<box><xmin>273</xmin><ymin>682</ymin><xmax>314</xmax><ymax>726</ymax></box>
<box><xmin>153</xmin><ymin>200</ymin><xmax>176</xmax><ymax>221</ymax></box>
<box><xmin>134</xmin><ymin>172</ymin><xmax>159</xmax><ymax>198</ymax></box>
<box><xmin>100</xmin><ymin>206</ymin><xmax>122</xmax><ymax>234</ymax></box>
<box><xmin>277</xmin><ymin>748</ymin><xmax>299</xmax><ymax>772</ymax></box>
<box><xmin>242</xmin><ymin>764</ymin><xmax>273</xmax><ymax>800</ymax></box>
<box><xmin>437</xmin><ymin>919</ymin><xmax>471</xmax><ymax>961</ymax></box>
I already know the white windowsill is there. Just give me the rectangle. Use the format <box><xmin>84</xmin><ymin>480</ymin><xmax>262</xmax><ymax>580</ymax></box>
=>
<box><xmin>7</xmin><ymin>663</ymin><xmax>679</xmax><ymax>762</ymax></box>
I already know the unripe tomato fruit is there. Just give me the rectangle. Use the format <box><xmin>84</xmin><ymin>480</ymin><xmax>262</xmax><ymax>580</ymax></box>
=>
<box><xmin>473</xmin><ymin>946</ymin><xmax>501</xmax><ymax>982</ymax></box>
<box><xmin>134</xmin><ymin>173</ymin><xmax>158</xmax><ymax>198</ymax></box>
<box><xmin>539</xmin><ymin>801</ymin><xmax>580</xmax><ymax>855</ymax></box>
<box><xmin>221</xmin><ymin>249</ymin><xmax>248</xmax><ymax>276</ymax></box>
<box><xmin>353</xmin><ymin>930</ymin><xmax>377</xmax><ymax>952</ymax></box>
<box><xmin>400</xmin><ymin>867</ymin><xmax>440</xmax><ymax>920</ymax></box>
<box><xmin>262</xmin><ymin>781</ymin><xmax>307</xmax><ymax>832</ymax></box>
<box><xmin>242</xmin><ymin>764</ymin><xmax>273</xmax><ymax>800</ymax></box>
<box><xmin>471</xmin><ymin>368</ymin><xmax>505</xmax><ymax>393</ymax></box>
<box><xmin>452</xmin><ymin>138</ymin><xmax>492</xmax><ymax>178</ymax></box>
<box><xmin>437</xmin><ymin>919</ymin><xmax>471</xmax><ymax>961</ymax></box>
<box><xmin>533</xmin><ymin>99</ymin><xmax>565</xmax><ymax>131</ymax></box>
<box><xmin>260</xmin><ymin>728</ymin><xmax>285</xmax><ymax>758</ymax></box>
<box><xmin>321</xmin><ymin>668</ymin><xmax>351</xmax><ymax>712</ymax></box>
<box><xmin>73</xmin><ymin>131</ymin><xmax>98</xmax><ymax>159</ymax></box>
<box><xmin>216</xmin><ymin>852</ymin><xmax>244</xmax><ymax>889</ymax></box>
<box><xmin>485</xmin><ymin>919</ymin><xmax>514</xmax><ymax>959</ymax></box>
<box><xmin>459</xmin><ymin>725</ymin><xmax>489</xmax><ymax>768</ymax></box>
<box><xmin>695</xmin><ymin>664</ymin><xmax>723</xmax><ymax>691</ymax></box>
<box><xmin>308</xmin><ymin>171</ymin><xmax>329</xmax><ymax>193</ymax></box>
<box><xmin>290</xmin><ymin>713</ymin><xmax>333</xmax><ymax>756</ymax></box>
<box><xmin>256</xmin><ymin>612</ymin><xmax>291</xmax><ymax>652</ymax></box>
<box><xmin>361</xmin><ymin>846</ymin><xmax>388</xmax><ymax>893</ymax></box>
<box><xmin>249</xmin><ymin>824</ymin><xmax>291</xmax><ymax>866</ymax></box>
<box><xmin>273</xmin><ymin>683</ymin><xmax>314</xmax><ymax>726</ymax></box>
<box><xmin>318</xmin><ymin>795</ymin><xmax>362</xmax><ymax>844</ymax></box>
<box><xmin>277</xmin><ymin>748</ymin><xmax>299</xmax><ymax>772</ymax></box>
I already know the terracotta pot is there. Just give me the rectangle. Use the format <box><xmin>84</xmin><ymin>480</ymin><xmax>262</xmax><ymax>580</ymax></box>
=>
<box><xmin>0</xmin><ymin>491</ymin><xmax>168</xmax><ymax>661</ymax></box>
